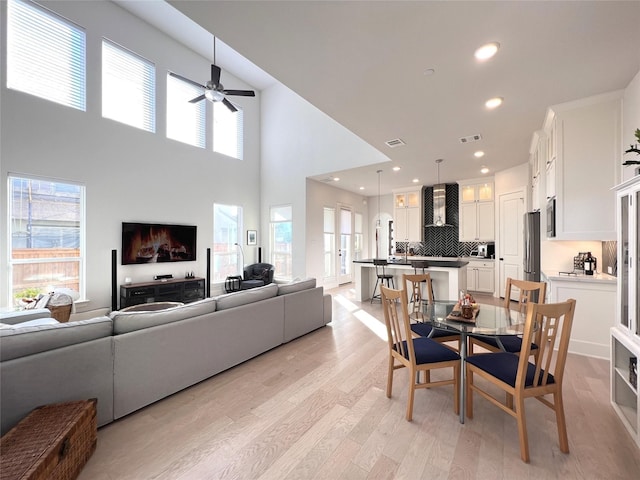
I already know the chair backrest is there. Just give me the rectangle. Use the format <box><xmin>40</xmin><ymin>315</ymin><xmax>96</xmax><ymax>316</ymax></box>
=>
<box><xmin>401</xmin><ymin>273</ymin><xmax>434</xmax><ymax>320</ymax></box>
<box><xmin>244</xmin><ymin>263</ymin><xmax>275</xmax><ymax>284</ymax></box>
<box><xmin>380</xmin><ymin>285</ymin><xmax>415</xmax><ymax>363</ymax></box>
<box><xmin>373</xmin><ymin>258</ymin><xmax>388</xmax><ymax>276</ymax></box>
<box><xmin>504</xmin><ymin>278</ymin><xmax>547</xmax><ymax>312</ymax></box>
<box><xmin>410</xmin><ymin>260</ymin><xmax>429</xmax><ymax>275</ymax></box>
<box><xmin>516</xmin><ymin>299</ymin><xmax>576</xmax><ymax>390</ymax></box>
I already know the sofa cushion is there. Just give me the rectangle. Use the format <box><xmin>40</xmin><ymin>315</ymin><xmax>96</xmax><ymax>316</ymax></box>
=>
<box><xmin>215</xmin><ymin>283</ymin><xmax>278</xmax><ymax>310</ymax></box>
<box><xmin>0</xmin><ymin>308</ymin><xmax>51</xmax><ymax>325</ymax></box>
<box><xmin>277</xmin><ymin>277</ymin><xmax>317</xmax><ymax>296</ymax></box>
<box><xmin>0</xmin><ymin>316</ymin><xmax>113</xmax><ymax>362</ymax></box>
<box><xmin>110</xmin><ymin>297</ymin><xmax>217</xmax><ymax>335</ymax></box>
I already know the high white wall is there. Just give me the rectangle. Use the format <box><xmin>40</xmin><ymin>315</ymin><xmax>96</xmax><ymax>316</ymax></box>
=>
<box><xmin>0</xmin><ymin>1</ymin><xmax>261</xmax><ymax>309</ymax></box>
<box><xmin>260</xmin><ymin>82</ymin><xmax>389</xmax><ymax>280</ymax></box>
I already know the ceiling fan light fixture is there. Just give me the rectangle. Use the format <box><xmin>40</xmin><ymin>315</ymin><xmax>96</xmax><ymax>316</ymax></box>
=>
<box><xmin>205</xmin><ymin>89</ymin><xmax>225</xmax><ymax>102</ymax></box>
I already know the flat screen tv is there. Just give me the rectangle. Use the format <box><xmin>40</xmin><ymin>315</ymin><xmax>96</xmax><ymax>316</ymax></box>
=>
<box><xmin>122</xmin><ymin>222</ymin><xmax>197</xmax><ymax>265</ymax></box>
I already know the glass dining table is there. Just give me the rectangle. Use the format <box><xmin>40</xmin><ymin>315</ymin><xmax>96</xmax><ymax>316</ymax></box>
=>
<box><xmin>420</xmin><ymin>300</ymin><xmax>528</xmax><ymax>423</ymax></box>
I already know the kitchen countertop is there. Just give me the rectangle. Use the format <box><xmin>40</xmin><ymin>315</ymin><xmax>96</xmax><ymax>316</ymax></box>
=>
<box><xmin>354</xmin><ymin>257</ymin><xmax>469</xmax><ymax>268</ymax></box>
<box><xmin>542</xmin><ymin>270</ymin><xmax>616</xmax><ymax>284</ymax></box>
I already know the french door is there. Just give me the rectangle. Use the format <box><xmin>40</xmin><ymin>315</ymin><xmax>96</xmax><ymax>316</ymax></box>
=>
<box><xmin>338</xmin><ymin>205</ymin><xmax>353</xmax><ymax>284</ymax></box>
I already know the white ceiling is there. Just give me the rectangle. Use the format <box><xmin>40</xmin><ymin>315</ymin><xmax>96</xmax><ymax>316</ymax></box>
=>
<box><xmin>123</xmin><ymin>1</ymin><xmax>640</xmax><ymax>195</ymax></box>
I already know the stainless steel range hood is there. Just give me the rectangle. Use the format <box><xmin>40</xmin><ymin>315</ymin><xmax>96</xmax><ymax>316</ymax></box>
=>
<box><xmin>426</xmin><ymin>184</ymin><xmax>453</xmax><ymax>227</ymax></box>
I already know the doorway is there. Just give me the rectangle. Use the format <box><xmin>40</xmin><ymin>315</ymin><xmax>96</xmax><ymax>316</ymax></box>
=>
<box><xmin>338</xmin><ymin>205</ymin><xmax>353</xmax><ymax>285</ymax></box>
<box><xmin>498</xmin><ymin>189</ymin><xmax>525</xmax><ymax>299</ymax></box>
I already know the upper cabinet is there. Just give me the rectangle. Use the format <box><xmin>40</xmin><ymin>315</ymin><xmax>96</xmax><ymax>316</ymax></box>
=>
<box><xmin>458</xmin><ymin>179</ymin><xmax>494</xmax><ymax>242</ymax></box>
<box><xmin>393</xmin><ymin>187</ymin><xmax>423</xmax><ymax>242</ymax></box>
<box><xmin>544</xmin><ymin>91</ymin><xmax>622</xmax><ymax>240</ymax></box>
<box><xmin>529</xmin><ymin>130</ymin><xmax>546</xmax><ymax>211</ymax></box>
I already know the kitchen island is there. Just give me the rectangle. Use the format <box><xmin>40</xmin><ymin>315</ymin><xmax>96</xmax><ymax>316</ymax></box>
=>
<box><xmin>353</xmin><ymin>257</ymin><xmax>469</xmax><ymax>302</ymax></box>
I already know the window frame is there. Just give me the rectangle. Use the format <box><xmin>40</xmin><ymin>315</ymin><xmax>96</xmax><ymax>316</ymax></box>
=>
<box><xmin>166</xmin><ymin>72</ymin><xmax>206</xmax><ymax>148</ymax></box>
<box><xmin>102</xmin><ymin>38</ymin><xmax>156</xmax><ymax>132</ymax></box>
<box><xmin>6</xmin><ymin>0</ymin><xmax>86</xmax><ymax>111</ymax></box>
<box><xmin>212</xmin><ymin>203</ymin><xmax>243</xmax><ymax>283</ymax></box>
<box><xmin>7</xmin><ymin>174</ymin><xmax>86</xmax><ymax>306</ymax></box>
<box><xmin>269</xmin><ymin>205</ymin><xmax>293</xmax><ymax>281</ymax></box>
<box><xmin>213</xmin><ymin>100</ymin><xmax>244</xmax><ymax>160</ymax></box>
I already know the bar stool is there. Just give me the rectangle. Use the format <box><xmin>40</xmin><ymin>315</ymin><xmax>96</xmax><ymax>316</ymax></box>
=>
<box><xmin>410</xmin><ymin>260</ymin><xmax>435</xmax><ymax>303</ymax></box>
<box><xmin>371</xmin><ymin>259</ymin><xmax>395</xmax><ymax>303</ymax></box>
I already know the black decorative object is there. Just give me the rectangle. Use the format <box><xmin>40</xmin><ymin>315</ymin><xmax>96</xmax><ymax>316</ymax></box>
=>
<box><xmin>631</xmin><ymin>357</ymin><xmax>638</xmax><ymax>389</ymax></box>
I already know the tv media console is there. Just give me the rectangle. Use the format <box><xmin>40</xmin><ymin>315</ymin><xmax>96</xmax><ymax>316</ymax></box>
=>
<box><xmin>119</xmin><ymin>277</ymin><xmax>205</xmax><ymax>309</ymax></box>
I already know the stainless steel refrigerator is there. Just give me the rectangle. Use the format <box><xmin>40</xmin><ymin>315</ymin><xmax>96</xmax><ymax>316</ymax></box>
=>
<box><xmin>524</xmin><ymin>211</ymin><xmax>541</xmax><ymax>282</ymax></box>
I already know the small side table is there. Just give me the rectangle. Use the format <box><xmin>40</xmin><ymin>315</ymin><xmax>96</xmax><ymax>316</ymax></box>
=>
<box><xmin>225</xmin><ymin>275</ymin><xmax>243</xmax><ymax>293</ymax></box>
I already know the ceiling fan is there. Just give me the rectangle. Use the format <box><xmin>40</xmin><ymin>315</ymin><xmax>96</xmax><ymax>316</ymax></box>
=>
<box><xmin>168</xmin><ymin>37</ymin><xmax>255</xmax><ymax>112</ymax></box>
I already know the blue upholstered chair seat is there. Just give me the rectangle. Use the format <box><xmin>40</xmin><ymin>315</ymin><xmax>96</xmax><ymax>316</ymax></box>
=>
<box><xmin>395</xmin><ymin>337</ymin><xmax>460</xmax><ymax>364</ymax></box>
<box><xmin>470</xmin><ymin>334</ymin><xmax>539</xmax><ymax>353</ymax></box>
<box><xmin>410</xmin><ymin>323</ymin><xmax>459</xmax><ymax>340</ymax></box>
<box><xmin>466</xmin><ymin>352</ymin><xmax>555</xmax><ymax>387</ymax></box>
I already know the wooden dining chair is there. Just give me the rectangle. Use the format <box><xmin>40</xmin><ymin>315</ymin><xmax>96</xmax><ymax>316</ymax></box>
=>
<box><xmin>401</xmin><ymin>273</ymin><xmax>461</xmax><ymax>352</ymax></box>
<box><xmin>465</xmin><ymin>298</ymin><xmax>576</xmax><ymax>462</ymax></box>
<box><xmin>468</xmin><ymin>278</ymin><xmax>547</xmax><ymax>355</ymax></box>
<box><xmin>380</xmin><ymin>285</ymin><xmax>460</xmax><ymax>421</ymax></box>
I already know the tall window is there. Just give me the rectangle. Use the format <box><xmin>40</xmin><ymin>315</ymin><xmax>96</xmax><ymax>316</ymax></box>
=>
<box><xmin>8</xmin><ymin>176</ymin><xmax>85</xmax><ymax>306</ymax></box>
<box><xmin>354</xmin><ymin>212</ymin><xmax>363</xmax><ymax>261</ymax></box>
<box><xmin>213</xmin><ymin>101</ymin><xmax>243</xmax><ymax>159</ymax></box>
<box><xmin>213</xmin><ymin>204</ymin><xmax>243</xmax><ymax>282</ymax></box>
<box><xmin>166</xmin><ymin>73</ymin><xmax>206</xmax><ymax>148</ymax></box>
<box><xmin>7</xmin><ymin>0</ymin><xmax>86</xmax><ymax>110</ymax></box>
<box><xmin>323</xmin><ymin>207</ymin><xmax>335</xmax><ymax>278</ymax></box>
<box><xmin>102</xmin><ymin>39</ymin><xmax>155</xmax><ymax>132</ymax></box>
<box><xmin>270</xmin><ymin>205</ymin><xmax>292</xmax><ymax>280</ymax></box>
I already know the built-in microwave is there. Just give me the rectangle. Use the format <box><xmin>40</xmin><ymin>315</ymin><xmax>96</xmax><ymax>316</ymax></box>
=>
<box><xmin>546</xmin><ymin>198</ymin><xmax>556</xmax><ymax>238</ymax></box>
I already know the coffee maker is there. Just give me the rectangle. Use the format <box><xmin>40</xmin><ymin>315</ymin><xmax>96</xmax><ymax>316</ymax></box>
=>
<box><xmin>476</xmin><ymin>243</ymin><xmax>495</xmax><ymax>259</ymax></box>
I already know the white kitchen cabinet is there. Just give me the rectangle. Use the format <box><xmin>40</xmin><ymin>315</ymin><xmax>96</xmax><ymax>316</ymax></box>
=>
<box><xmin>547</xmin><ymin>274</ymin><xmax>616</xmax><ymax>359</ymax></box>
<box><xmin>544</xmin><ymin>91</ymin><xmax>622</xmax><ymax>240</ymax></box>
<box><xmin>545</xmin><ymin>158</ymin><xmax>556</xmax><ymax>201</ymax></box>
<box><xmin>466</xmin><ymin>259</ymin><xmax>495</xmax><ymax>294</ymax></box>
<box><xmin>611</xmin><ymin>176</ymin><xmax>640</xmax><ymax>448</ymax></box>
<box><xmin>393</xmin><ymin>187</ymin><xmax>422</xmax><ymax>242</ymax></box>
<box><xmin>459</xmin><ymin>179</ymin><xmax>495</xmax><ymax>242</ymax></box>
<box><xmin>529</xmin><ymin>130</ymin><xmax>545</xmax><ymax>212</ymax></box>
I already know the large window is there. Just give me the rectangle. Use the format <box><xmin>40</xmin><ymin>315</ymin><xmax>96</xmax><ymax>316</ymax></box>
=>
<box><xmin>8</xmin><ymin>176</ymin><xmax>85</xmax><ymax>306</ymax></box>
<box><xmin>323</xmin><ymin>207</ymin><xmax>335</xmax><ymax>278</ymax></box>
<box><xmin>213</xmin><ymin>204</ymin><xmax>243</xmax><ymax>282</ymax></box>
<box><xmin>270</xmin><ymin>205</ymin><xmax>292</xmax><ymax>280</ymax></box>
<box><xmin>166</xmin><ymin>73</ymin><xmax>206</xmax><ymax>148</ymax></box>
<box><xmin>213</xmin><ymin>101</ymin><xmax>243</xmax><ymax>159</ymax></box>
<box><xmin>7</xmin><ymin>0</ymin><xmax>86</xmax><ymax>111</ymax></box>
<box><xmin>102</xmin><ymin>39</ymin><xmax>155</xmax><ymax>132</ymax></box>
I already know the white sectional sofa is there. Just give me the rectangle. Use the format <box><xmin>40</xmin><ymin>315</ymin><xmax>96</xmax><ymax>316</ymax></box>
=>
<box><xmin>0</xmin><ymin>279</ymin><xmax>331</xmax><ymax>435</ymax></box>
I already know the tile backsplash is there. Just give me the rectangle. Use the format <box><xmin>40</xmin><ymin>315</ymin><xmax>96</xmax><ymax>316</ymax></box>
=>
<box><xmin>601</xmin><ymin>240</ymin><xmax>617</xmax><ymax>276</ymax></box>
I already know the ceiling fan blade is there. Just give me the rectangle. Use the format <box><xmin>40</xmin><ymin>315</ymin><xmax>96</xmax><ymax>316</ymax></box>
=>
<box><xmin>211</xmin><ymin>64</ymin><xmax>221</xmax><ymax>86</ymax></box>
<box><xmin>169</xmin><ymin>71</ymin><xmax>205</xmax><ymax>90</ymax></box>
<box><xmin>188</xmin><ymin>94</ymin><xmax>206</xmax><ymax>104</ymax></box>
<box><xmin>223</xmin><ymin>89</ymin><xmax>255</xmax><ymax>97</ymax></box>
<box><xmin>222</xmin><ymin>98</ymin><xmax>238</xmax><ymax>112</ymax></box>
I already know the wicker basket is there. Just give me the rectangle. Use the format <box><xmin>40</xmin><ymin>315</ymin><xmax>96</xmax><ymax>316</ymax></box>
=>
<box><xmin>47</xmin><ymin>304</ymin><xmax>72</xmax><ymax>323</ymax></box>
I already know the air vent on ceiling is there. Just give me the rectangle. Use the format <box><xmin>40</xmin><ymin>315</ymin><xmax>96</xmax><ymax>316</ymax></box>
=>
<box><xmin>459</xmin><ymin>134</ymin><xmax>482</xmax><ymax>144</ymax></box>
<box><xmin>385</xmin><ymin>138</ymin><xmax>406</xmax><ymax>148</ymax></box>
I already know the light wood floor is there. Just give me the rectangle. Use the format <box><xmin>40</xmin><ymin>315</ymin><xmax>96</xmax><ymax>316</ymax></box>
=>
<box><xmin>78</xmin><ymin>285</ymin><xmax>640</xmax><ymax>479</ymax></box>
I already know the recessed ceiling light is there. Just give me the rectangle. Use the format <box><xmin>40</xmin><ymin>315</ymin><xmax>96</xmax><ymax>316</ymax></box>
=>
<box><xmin>475</xmin><ymin>42</ymin><xmax>500</xmax><ymax>61</ymax></box>
<box><xmin>480</xmin><ymin>166</ymin><xmax>490</xmax><ymax>174</ymax></box>
<box><xmin>392</xmin><ymin>166</ymin><xmax>401</xmax><ymax>171</ymax></box>
<box><xmin>333</xmin><ymin>177</ymin><xmax>340</xmax><ymax>182</ymax></box>
<box><xmin>423</xmin><ymin>68</ymin><xmax>435</xmax><ymax>76</ymax></box>
<box><xmin>474</xmin><ymin>151</ymin><xmax>485</xmax><ymax>158</ymax></box>
<box><xmin>412</xmin><ymin>178</ymin><xmax>419</xmax><ymax>183</ymax></box>
<box><xmin>359</xmin><ymin>186</ymin><xmax>365</xmax><ymax>190</ymax></box>
<box><xmin>485</xmin><ymin>97</ymin><xmax>503</xmax><ymax>109</ymax></box>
